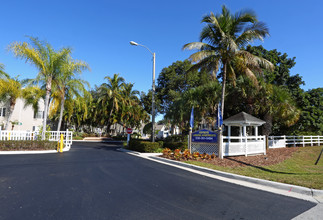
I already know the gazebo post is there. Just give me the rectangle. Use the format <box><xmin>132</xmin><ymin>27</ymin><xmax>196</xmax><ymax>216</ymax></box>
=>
<box><xmin>239</xmin><ymin>126</ymin><xmax>242</xmax><ymax>142</ymax></box>
<box><xmin>228</xmin><ymin>125</ymin><xmax>231</xmax><ymax>143</ymax></box>
<box><xmin>255</xmin><ymin>126</ymin><xmax>258</xmax><ymax>140</ymax></box>
<box><xmin>243</xmin><ymin>125</ymin><xmax>246</xmax><ymax>136</ymax></box>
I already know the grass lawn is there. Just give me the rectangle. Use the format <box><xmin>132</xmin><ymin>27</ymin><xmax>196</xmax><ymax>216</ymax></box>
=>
<box><xmin>185</xmin><ymin>146</ymin><xmax>323</xmax><ymax>189</ymax></box>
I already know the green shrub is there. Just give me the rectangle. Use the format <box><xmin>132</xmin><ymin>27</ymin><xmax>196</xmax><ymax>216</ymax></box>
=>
<box><xmin>164</xmin><ymin>134</ymin><xmax>187</xmax><ymax>142</ymax></box>
<box><xmin>163</xmin><ymin>142</ymin><xmax>188</xmax><ymax>151</ymax></box>
<box><xmin>0</xmin><ymin>140</ymin><xmax>57</xmax><ymax>151</ymax></box>
<box><xmin>157</xmin><ymin>141</ymin><xmax>164</xmax><ymax>148</ymax></box>
<box><xmin>128</xmin><ymin>140</ymin><xmax>160</xmax><ymax>153</ymax></box>
<box><xmin>112</xmin><ymin>135</ymin><xmax>127</xmax><ymax>141</ymax></box>
<box><xmin>73</xmin><ymin>136</ymin><xmax>84</xmax><ymax>140</ymax></box>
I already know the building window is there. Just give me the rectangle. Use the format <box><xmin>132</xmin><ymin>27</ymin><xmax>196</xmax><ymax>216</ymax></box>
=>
<box><xmin>34</xmin><ymin>111</ymin><xmax>44</xmax><ymax>119</ymax></box>
<box><xmin>0</xmin><ymin>108</ymin><xmax>6</xmax><ymax>117</ymax></box>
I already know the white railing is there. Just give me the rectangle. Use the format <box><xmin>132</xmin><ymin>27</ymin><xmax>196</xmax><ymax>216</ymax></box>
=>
<box><xmin>268</xmin><ymin>135</ymin><xmax>323</xmax><ymax>148</ymax></box>
<box><xmin>0</xmin><ymin>129</ymin><xmax>73</xmax><ymax>150</ymax></box>
<box><xmin>222</xmin><ymin>136</ymin><xmax>266</xmax><ymax>156</ymax></box>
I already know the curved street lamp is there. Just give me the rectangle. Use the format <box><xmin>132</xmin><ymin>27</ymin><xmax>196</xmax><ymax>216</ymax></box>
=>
<box><xmin>130</xmin><ymin>41</ymin><xmax>156</xmax><ymax>142</ymax></box>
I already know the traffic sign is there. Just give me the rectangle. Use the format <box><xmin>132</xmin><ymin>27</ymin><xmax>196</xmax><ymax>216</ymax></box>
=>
<box><xmin>126</xmin><ymin>128</ymin><xmax>133</xmax><ymax>134</ymax></box>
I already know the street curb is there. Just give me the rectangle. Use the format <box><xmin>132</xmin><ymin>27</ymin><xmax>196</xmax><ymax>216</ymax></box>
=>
<box><xmin>0</xmin><ymin>150</ymin><xmax>58</xmax><ymax>155</ymax></box>
<box><xmin>73</xmin><ymin>140</ymin><xmax>124</xmax><ymax>143</ymax></box>
<box><xmin>0</xmin><ymin>147</ymin><xmax>71</xmax><ymax>155</ymax></box>
<box><xmin>118</xmin><ymin>148</ymin><xmax>323</xmax><ymax>203</ymax></box>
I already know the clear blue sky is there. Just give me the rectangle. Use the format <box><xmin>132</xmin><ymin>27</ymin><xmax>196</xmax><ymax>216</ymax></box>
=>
<box><xmin>1</xmin><ymin>0</ymin><xmax>322</xmax><ymax>95</ymax></box>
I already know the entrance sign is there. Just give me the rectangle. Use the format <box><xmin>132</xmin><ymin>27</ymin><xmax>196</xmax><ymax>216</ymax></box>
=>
<box><xmin>192</xmin><ymin>129</ymin><xmax>217</xmax><ymax>143</ymax></box>
<box><xmin>126</xmin><ymin>128</ymin><xmax>133</xmax><ymax>134</ymax></box>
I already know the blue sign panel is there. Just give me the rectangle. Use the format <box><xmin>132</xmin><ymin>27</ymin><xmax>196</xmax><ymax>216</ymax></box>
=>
<box><xmin>192</xmin><ymin>129</ymin><xmax>218</xmax><ymax>143</ymax></box>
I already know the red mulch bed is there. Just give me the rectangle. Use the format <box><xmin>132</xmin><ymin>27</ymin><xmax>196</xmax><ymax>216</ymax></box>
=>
<box><xmin>161</xmin><ymin>147</ymin><xmax>299</xmax><ymax>168</ymax></box>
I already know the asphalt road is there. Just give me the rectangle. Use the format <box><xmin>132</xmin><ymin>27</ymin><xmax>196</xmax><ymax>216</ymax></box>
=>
<box><xmin>0</xmin><ymin>142</ymin><xmax>316</xmax><ymax>220</ymax></box>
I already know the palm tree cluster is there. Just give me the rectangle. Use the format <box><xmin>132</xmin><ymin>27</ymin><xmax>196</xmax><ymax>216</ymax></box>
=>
<box><xmin>158</xmin><ymin>5</ymin><xmax>301</xmax><ymax>135</ymax></box>
<box><xmin>90</xmin><ymin>73</ymin><xmax>149</xmax><ymax>135</ymax></box>
<box><xmin>1</xmin><ymin>5</ymin><xmax>311</xmax><ymax>137</ymax></box>
<box><xmin>164</xmin><ymin>81</ymin><xmax>221</xmax><ymax>132</ymax></box>
<box><xmin>2</xmin><ymin>37</ymin><xmax>149</xmax><ymax>136</ymax></box>
<box><xmin>4</xmin><ymin>37</ymin><xmax>90</xmax><ymax>136</ymax></box>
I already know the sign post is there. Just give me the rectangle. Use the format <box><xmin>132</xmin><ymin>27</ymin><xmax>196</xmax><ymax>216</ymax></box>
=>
<box><xmin>126</xmin><ymin>128</ymin><xmax>133</xmax><ymax>147</ymax></box>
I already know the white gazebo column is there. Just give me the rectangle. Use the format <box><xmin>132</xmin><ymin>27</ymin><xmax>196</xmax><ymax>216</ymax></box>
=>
<box><xmin>243</xmin><ymin>125</ymin><xmax>246</xmax><ymax>137</ymax></box>
<box><xmin>243</xmin><ymin>125</ymin><xmax>247</xmax><ymax>156</ymax></box>
<box><xmin>255</xmin><ymin>126</ymin><xmax>258</xmax><ymax>140</ymax></box>
<box><xmin>239</xmin><ymin>126</ymin><xmax>242</xmax><ymax>142</ymax></box>
<box><xmin>228</xmin><ymin>125</ymin><xmax>231</xmax><ymax>143</ymax></box>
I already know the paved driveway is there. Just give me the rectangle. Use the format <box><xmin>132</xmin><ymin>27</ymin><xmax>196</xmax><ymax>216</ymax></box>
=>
<box><xmin>0</xmin><ymin>142</ymin><xmax>316</xmax><ymax>219</ymax></box>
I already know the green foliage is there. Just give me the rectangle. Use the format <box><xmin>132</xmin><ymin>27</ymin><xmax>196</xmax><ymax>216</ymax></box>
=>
<box><xmin>165</xmin><ymin>81</ymin><xmax>221</xmax><ymax>131</ymax></box>
<box><xmin>143</xmin><ymin>122</ymin><xmax>152</xmax><ymax>135</ymax></box>
<box><xmin>163</xmin><ymin>141</ymin><xmax>187</xmax><ymax>151</ymax></box>
<box><xmin>0</xmin><ymin>140</ymin><xmax>56</xmax><ymax>150</ymax></box>
<box><xmin>289</xmin><ymin>88</ymin><xmax>323</xmax><ymax>135</ymax></box>
<box><xmin>157</xmin><ymin>141</ymin><xmax>164</xmax><ymax>148</ymax></box>
<box><xmin>183</xmin><ymin>5</ymin><xmax>273</xmax><ymax>120</ymax></box>
<box><xmin>91</xmin><ymin>73</ymin><xmax>149</xmax><ymax>135</ymax></box>
<box><xmin>9</xmin><ymin>36</ymin><xmax>73</xmax><ymax>135</ymax></box>
<box><xmin>246</xmin><ymin>45</ymin><xmax>323</xmax><ymax>135</ymax></box>
<box><xmin>164</xmin><ymin>134</ymin><xmax>186</xmax><ymax>142</ymax></box>
<box><xmin>37</xmin><ymin>125</ymin><xmax>52</xmax><ymax>140</ymax></box>
<box><xmin>156</xmin><ymin>60</ymin><xmax>209</xmax><ymax>114</ymax></box>
<box><xmin>112</xmin><ymin>135</ymin><xmax>127</xmax><ymax>141</ymax></box>
<box><xmin>128</xmin><ymin>140</ymin><xmax>160</xmax><ymax>153</ymax></box>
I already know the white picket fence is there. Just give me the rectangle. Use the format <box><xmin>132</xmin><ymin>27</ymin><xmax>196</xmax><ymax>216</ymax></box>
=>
<box><xmin>0</xmin><ymin>129</ymin><xmax>73</xmax><ymax>150</ymax></box>
<box><xmin>222</xmin><ymin>136</ymin><xmax>266</xmax><ymax>156</ymax></box>
<box><xmin>190</xmin><ymin>135</ymin><xmax>266</xmax><ymax>157</ymax></box>
<box><xmin>268</xmin><ymin>135</ymin><xmax>323</xmax><ymax>148</ymax></box>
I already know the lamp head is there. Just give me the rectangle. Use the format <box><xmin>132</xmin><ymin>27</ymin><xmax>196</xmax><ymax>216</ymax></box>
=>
<box><xmin>130</xmin><ymin>41</ymin><xmax>139</xmax><ymax>46</ymax></box>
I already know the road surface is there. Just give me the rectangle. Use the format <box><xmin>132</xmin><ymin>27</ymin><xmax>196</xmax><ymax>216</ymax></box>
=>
<box><xmin>0</xmin><ymin>142</ymin><xmax>316</xmax><ymax>219</ymax></box>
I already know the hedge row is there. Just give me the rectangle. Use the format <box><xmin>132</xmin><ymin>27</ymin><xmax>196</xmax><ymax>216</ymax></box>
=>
<box><xmin>0</xmin><ymin>140</ymin><xmax>57</xmax><ymax>151</ymax></box>
<box><xmin>128</xmin><ymin>140</ymin><xmax>161</xmax><ymax>153</ymax></box>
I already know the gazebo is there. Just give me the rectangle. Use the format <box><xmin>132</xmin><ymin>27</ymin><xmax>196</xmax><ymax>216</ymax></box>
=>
<box><xmin>222</xmin><ymin>112</ymin><xmax>266</xmax><ymax>156</ymax></box>
<box><xmin>223</xmin><ymin>112</ymin><xmax>266</xmax><ymax>139</ymax></box>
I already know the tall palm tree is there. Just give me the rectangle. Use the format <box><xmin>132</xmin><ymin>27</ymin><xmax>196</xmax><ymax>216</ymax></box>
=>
<box><xmin>9</xmin><ymin>36</ymin><xmax>71</xmax><ymax>138</ymax></box>
<box><xmin>97</xmin><ymin>74</ymin><xmax>125</xmax><ymax>134</ymax></box>
<box><xmin>51</xmin><ymin>58</ymin><xmax>90</xmax><ymax>131</ymax></box>
<box><xmin>183</xmin><ymin>5</ymin><xmax>273</xmax><ymax>119</ymax></box>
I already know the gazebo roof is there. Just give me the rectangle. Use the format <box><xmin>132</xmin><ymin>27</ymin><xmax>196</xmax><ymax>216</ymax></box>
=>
<box><xmin>223</xmin><ymin>112</ymin><xmax>265</xmax><ymax>126</ymax></box>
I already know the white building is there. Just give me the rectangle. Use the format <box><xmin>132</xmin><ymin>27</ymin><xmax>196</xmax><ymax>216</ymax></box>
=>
<box><xmin>0</xmin><ymin>98</ymin><xmax>44</xmax><ymax>131</ymax></box>
<box><xmin>156</xmin><ymin>124</ymin><xmax>180</xmax><ymax>139</ymax></box>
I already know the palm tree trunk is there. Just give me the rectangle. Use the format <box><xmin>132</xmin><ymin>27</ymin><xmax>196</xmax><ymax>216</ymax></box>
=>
<box><xmin>263</xmin><ymin>113</ymin><xmax>273</xmax><ymax>136</ymax></box>
<box><xmin>57</xmin><ymin>95</ymin><xmax>65</xmax><ymax>132</ymax></box>
<box><xmin>42</xmin><ymin>79</ymin><xmax>51</xmax><ymax>139</ymax></box>
<box><xmin>106</xmin><ymin>101</ymin><xmax>115</xmax><ymax>135</ymax></box>
<box><xmin>4</xmin><ymin>104</ymin><xmax>15</xmax><ymax>130</ymax></box>
<box><xmin>220</xmin><ymin>62</ymin><xmax>227</xmax><ymax>119</ymax></box>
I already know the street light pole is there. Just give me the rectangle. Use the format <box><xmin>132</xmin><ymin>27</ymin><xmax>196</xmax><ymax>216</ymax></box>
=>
<box><xmin>151</xmin><ymin>52</ymin><xmax>156</xmax><ymax>142</ymax></box>
<box><xmin>130</xmin><ymin>41</ymin><xmax>156</xmax><ymax>142</ymax></box>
